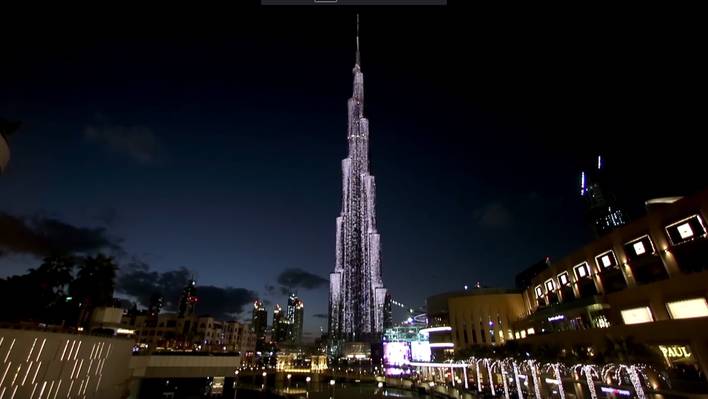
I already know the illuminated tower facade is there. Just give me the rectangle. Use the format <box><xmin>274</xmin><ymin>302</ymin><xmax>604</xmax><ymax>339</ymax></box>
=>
<box><xmin>329</xmin><ymin>16</ymin><xmax>387</xmax><ymax>342</ymax></box>
<box><xmin>580</xmin><ymin>155</ymin><xmax>628</xmax><ymax>237</ymax></box>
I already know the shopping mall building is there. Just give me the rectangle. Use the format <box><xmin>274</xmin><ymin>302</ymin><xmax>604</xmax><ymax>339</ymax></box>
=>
<box><xmin>426</xmin><ymin>189</ymin><xmax>708</xmax><ymax>388</ymax></box>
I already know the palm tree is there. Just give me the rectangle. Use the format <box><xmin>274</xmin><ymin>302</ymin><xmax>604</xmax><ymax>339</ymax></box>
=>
<box><xmin>70</xmin><ymin>254</ymin><xmax>118</xmax><ymax>326</ymax></box>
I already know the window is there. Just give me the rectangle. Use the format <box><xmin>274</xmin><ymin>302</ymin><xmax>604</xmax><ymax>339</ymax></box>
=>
<box><xmin>545</xmin><ymin>278</ymin><xmax>556</xmax><ymax>291</ymax></box>
<box><xmin>574</xmin><ymin>262</ymin><xmax>591</xmax><ymax>279</ymax></box>
<box><xmin>620</xmin><ymin>306</ymin><xmax>654</xmax><ymax>325</ymax></box>
<box><xmin>535</xmin><ymin>285</ymin><xmax>543</xmax><ymax>298</ymax></box>
<box><xmin>665</xmin><ymin>215</ymin><xmax>707</xmax><ymax>245</ymax></box>
<box><xmin>526</xmin><ymin>328</ymin><xmax>535</xmax><ymax>335</ymax></box>
<box><xmin>666</xmin><ymin>298</ymin><xmax>708</xmax><ymax>319</ymax></box>
<box><xmin>595</xmin><ymin>250</ymin><xmax>618</xmax><ymax>269</ymax></box>
<box><xmin>624</xmin><ymin>235</ymin><xmax>656</xmax><ymax>260</ymax></box>
<box><xmin>558</xmin><ymin>272</ymin><xmax>570</xmax><ymax>286</ymax></box>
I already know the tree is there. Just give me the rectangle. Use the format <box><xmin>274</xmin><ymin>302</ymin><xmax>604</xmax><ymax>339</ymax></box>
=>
<box><xmin>70</xmin><ymin>254</ymin><xmax>118</xmax><ymax>326</ymax></box>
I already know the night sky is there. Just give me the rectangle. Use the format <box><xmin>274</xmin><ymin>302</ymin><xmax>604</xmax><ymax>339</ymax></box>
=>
<box><xmin>1</xmin><ymin>5</ymin><xmax>705</xmax><ymax>339</ymax></box>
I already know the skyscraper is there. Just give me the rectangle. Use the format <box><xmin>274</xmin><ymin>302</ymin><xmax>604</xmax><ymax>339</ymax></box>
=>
<box><xmin>329</xmin><ymin>16</ymin><xmax>387</xmax><ymax>343</ymax></box>
<box><xmin>292</xmin><ymin>297</ymin><xmax>304</xmax><ymax>346</ymax></box>
<box><xmin>286</xmin><ymin>293</ymin><xmax>304</xmax><ymax>345</ymax></box>
<box><xmin>252</xmin><ymin>300</ymin><xmax>267</xmax><ymax>350</ymax></box>
<box><xmin>580</xmin><ymin>155</ymin><xmax>628</xmax><ymax>237</ymax></box>
<box><xmin>178</xmin><ymin>279</ymin><xmax>198</xmax><ymax>318</ymax></box>
<box><xmin>272</xmin><ymin>304</ymin><xmax>288</xmax><ymax>343</ymax></box>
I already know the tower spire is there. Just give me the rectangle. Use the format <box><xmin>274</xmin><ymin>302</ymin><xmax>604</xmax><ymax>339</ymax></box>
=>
<box><xmin>356</xmin><ymin>14</ymin><xmax>361</xmax><ymax>66</ymax></box>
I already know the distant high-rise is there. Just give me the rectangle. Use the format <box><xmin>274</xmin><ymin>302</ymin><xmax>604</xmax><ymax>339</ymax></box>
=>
<box><xmin>580</xmin><ymin>155</ymin><xmax>628</xmax><ymax>237</ymax></box>
<box><xmin>272</xmin><ymin>304</ymin><xmax>288</xmax><ymax>343</ymax></box>
<box><xmin>329</xmin><ymin>15</ymin><xmax>387</xmax><ymax>343</ymax></box>
<box><xmin>178</xmin><ymin>279</ymin><xmax>198</xmax><ymax>317</ymax></box>
<box><xmin>383</xmin><ymin>293</ymin><xmax>393</xmax><ymax>330</ymax></box>
<box><xmin>148</xmin><ymin>293</ymin><xmax>164</xmax><ymax>317</ymax></box>
<box><xmin>290</xmin><ymin>297</ymin><xmax>304</xmax><ymax>346</ymax></box>
<box><xmin>252</xmin><ymin>300</ymin><xmax>267</xmax><ymax>350</ymax></box>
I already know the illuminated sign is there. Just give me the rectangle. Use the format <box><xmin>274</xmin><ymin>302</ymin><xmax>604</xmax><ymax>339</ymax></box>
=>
<box><xmin>600</xmin><ymin>387</ymin><xmax>631</xmax><ymax>396</ymax></box>
<box><xmin>411</xmin><ymin>341</ymin><xmax>431</xmax><ymax>362</ymax></box>
<box><xmin>595</xmin><ymin>250</ymin><xmax>617</xmax><ymax>269</ymax></box>
<box><xmin>545</xmin><ymin>279</ymin><xmax>556</xmax><ymax>291</ymax></box>
<box><xmin>633</xmin><ymin>242</ymin><xmax>646</xmax><ymax>255</ymax></box>
<box><xmin>677</xmin><ymin>223</ymin><xmax>694</xmax><ymax>239</ymax></box>
<box><xmin>383</xmin><ymin>342</ymin><xmax>410</xmax><ymax>366</ymax></box>
<box><xmin>558</xmin><ymin>272</ymin><xmax>569</xmax><ymax>286</ymax></box>
<box><xmin>547</xmin><ymin>315</ymin><xmax>564</xmax><ymax>322</ymax></box>
<box><xmin>658</xmin><ymin>345</ymin><xmax>692</xmax><ymax>360</ymax></box>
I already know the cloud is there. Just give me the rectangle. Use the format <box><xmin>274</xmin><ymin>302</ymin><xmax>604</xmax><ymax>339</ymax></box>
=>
<box><xmin>84</xmin><ymin>124</ymin><xmax>162</xmax><ymax>164</ymax></box>
<box><xmin>0</xmin><ymin>212</ymin><xmax>122</xmax><ymax>258</ymax></box>
<box><xmin>276</xmin><ymin>268</ymin><xmax>328</xmax><ymax>294</ymax></box>
<box><xmin>312</xmin><ymin>313</ymin><xmax>328</xmax><ymax>319</ymax></box>
<box><xmin>474</xmin><ymin>202</ymin><xmax>512</xmax><ymax>229</ymax></box>
<box><xmin>116</xmin><ymin>261</ymin><xmax>257</xmax><ymax>320</ymax></box>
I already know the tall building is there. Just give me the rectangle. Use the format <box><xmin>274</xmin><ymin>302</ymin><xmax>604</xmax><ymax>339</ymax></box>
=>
<box><xmin>178</xmin><ymin>279</ymin><xmax>198</xmax><ymax>318</ymax></box>
<box><xmin>252</xmin><ymin>300</ymin><xmax>267</xmax><ymax>350</ymax></box>
<box><xmin>329</xmin><ymin>16</ymin><xmax>387</xmax><ymax>343</ymax></box>
<box><xmin>580</xmin><ymin>155</ymin><xmax>628</xmax><ymax>237</ymax></box>
<box><xmin>272</xmin><ymin>304</ymin><xmax>288</xmax><ymax>343</ymax></box>
<box><xmin>291</xmin><ymin>297</ymin><xmax>304</xmax><ymax>346</ymax></box>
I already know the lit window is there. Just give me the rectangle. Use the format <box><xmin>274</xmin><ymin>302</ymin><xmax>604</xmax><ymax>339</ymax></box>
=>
<box><xmin>625</xmin><ymin>235</ymin><xmax>656</xmax><ymax>260</ymax></box>
<box><xmin>514</xmin><ymin>331</ymin><xmax>520</xmax><ymax>339</ymax></box>
<box><xmin>574</xmin><ymin>262</ymin><xmax>590</xmax><ymax>279</ymax></box>
<box><xmin>666</xmin><ymin>298</ymin><xmax>708</xmax><ymax>319</ymax></box>
<box><xmin>633</xmin><ymin>242</ymin><xmax>646</xmax><ymax>255</ymax></box>
<box><xmin>558</xmin><ymin>272</ymin><xmax>569</xmax><ymax>286</ymax></box>
<box><xmin>535</xmin><ymin>285</ymin><xmax>543</xmax><ymax>298</ymax></box>
<box><xmin>677</xmin><ymin>223</ymin><xmax>694</xmax><ymax>239</ymax></box>
<box><xmin>620</xmin><ymin>307</ymin><xmax>654</xmax><ymax>325</ymax></box>
<box><xmin>545</xmin><ymin>279</ymin><xmax>556</xmax><ymax>292</ymax></box>
<box><xmin>665</xmin><ymin>215</ymin><xmax>707</xmax><ymax>245</ymax></box>
<box><xmin>520</xmin><ymin>330</ymin><xmax>526</xmax><ymax>339</ymax></box>
<box><xmin>595</xmin><ymin>250</ymin><xmax>617</xmax><ymax>269</ymax></box>
<box><xmin>526</xmin><ymin>328</ymin><xmax>535</xmax><ymax>335</ymax></box>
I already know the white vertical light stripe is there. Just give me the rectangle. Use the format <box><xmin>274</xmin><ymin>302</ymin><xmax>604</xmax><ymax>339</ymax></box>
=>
<box><xmin>9</xmin><ymin>386</ymin><xmax>17</xmax><ymax>399</ymax></box>
<box><xmin>0</xmin><ymin>337</ymin><xmax>4</xmax><ymax>350</ymax></box>
<box><xmin>59</xmin><ymin>341</ymin><xmax>69</xmax><ymax>362</ymax></box>
<box><xmin>35</xmin><ymin>339</ymin><xmax>46</xmax><ymax>362</ymax></box>
<box><xmin>73</xmin><ymin>342</ymin><xmax>82</xmax><ymax>360</ymax></box>
<box><xmin>70</xmin><ymin>360</ymin><xmax>78</xmax><ymax>380</ymax></box>
<box><xmin>97</xmin><ymin>359</ymin><xmax>105</xmax><ymax>375</ymax></box>
<box><xmin>94</xmin><ymin>374</ymin><xmax>102</xmax><ymax>393</ymax></box>
<box><xmin>85</xmin><ymin>360</ymin><xmax>93</xmax><ymax>376</ymax></box>
<box><xmin>26</xmin><ymin>338</ymin><xmax>38</xmax><ymax>362</ymax></box>
<box><xmin>38</xmin><ymin>381</ymin><xmax>47</xmax><ymax>399</ymax></box>
<box><xmin>11</xmin><ymin>364</ymin><xmax>21</xmax><ymax>385</ymax></box>
<box><xmin>46</xmin><ymin>380</ymin><xmax>55</xmax><ymax>399</ymax></box>
<box><xmin>3</xmin><ymin>340</ymin><xmax>15</xmax><ymax>363</ymax></box>
<box><xmin>0</xmin><ymin>361</ymin><xmax>11</xmax><ymax>386</ymax></box>
<box><xmin>77</xmin><ymin>380</ymin><xmax>84</xmax><ymax>398</ymax></box>
<box><xmin>29</xmin><ymin>383</ymin><xmax>38</xmax><ymax>399</ymax></box>
<box><xmin>66</xmin><ymin>380</ymin><xmax>75</xmax><ymax>398</ymax></box>
<box><xmin>105</xmin><ymin>343</ymin><xmax>111</xmax><ymax>359</ymax></box>
<box><xmin>0</xmin><ymin>386</ymin><xmax>6</xmax><ymax>399</ymax></box>
<box><xmin>75</xmin><ymin>360</ymin><xmax>84</xmax><ymax>378</ymax></box>
<box><xmin>95</xmin><ymin>343</ymin><xmax>103</xmax><ymax>360</ymax></box>
<box><xmin>66</xmin><ymin>341</ymin><xmax>76</xmax><ymax>361</ymax></box>
<box><xmin>31</xmin><ymin>362</ymin><xmax>41</xmax><ymax>384</ymax></box>
<box><xmin>52</xmin><ymin>380</ymin><xmax>62</xmax><ymax>399</ymax></box>
<box><xmin>82</xmin><ymin>376</ymin><xmax>90</xmax><ymax>395</ymax></box>
<box><xmin>21</xmin><ymin>361</ymin><xmax>33</xmax><ymax>385</ymax></box>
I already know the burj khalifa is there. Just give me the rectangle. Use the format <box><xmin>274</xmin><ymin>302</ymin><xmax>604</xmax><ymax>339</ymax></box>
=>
<box><xmin>329</xmin><ymin>17</ymin><xmax>387</xmax><ymax>343</ymax></box>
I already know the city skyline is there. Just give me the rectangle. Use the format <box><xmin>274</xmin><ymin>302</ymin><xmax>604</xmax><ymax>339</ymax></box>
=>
<box><xmin>1</xmin><ymin>8</ymin><xmax>705</xmax><ymax>339</ymax></box>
